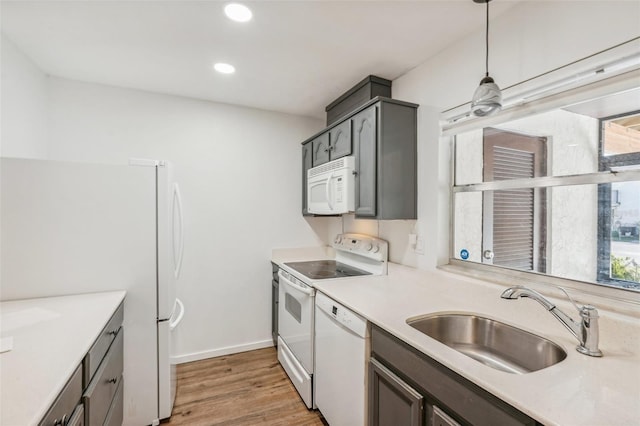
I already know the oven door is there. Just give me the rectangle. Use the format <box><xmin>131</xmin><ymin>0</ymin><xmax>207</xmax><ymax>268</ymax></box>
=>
<box><xmin>277</xmin><ymin>270</ymin><xmax>314</xmax><ymax>374</ymax></box>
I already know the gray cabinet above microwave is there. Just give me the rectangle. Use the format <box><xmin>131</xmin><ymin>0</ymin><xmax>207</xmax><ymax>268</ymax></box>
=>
<box><xmin>301</xmin><ymin>96</ymin><xmax>417</xmax><ymax>220</ymax></box>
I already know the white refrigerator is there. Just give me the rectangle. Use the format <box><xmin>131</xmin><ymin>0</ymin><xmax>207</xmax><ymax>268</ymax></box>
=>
<box><xmin>0</xmin><ymin>157</ymin><xmax>185</xmax><ymax>425</ymax></box>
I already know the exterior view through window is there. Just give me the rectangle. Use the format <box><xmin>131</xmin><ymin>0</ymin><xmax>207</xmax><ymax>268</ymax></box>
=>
<box><xmin>598</xmin><ymin>111</ymin><xmax>640</xmax><ymax>289</ymax></box>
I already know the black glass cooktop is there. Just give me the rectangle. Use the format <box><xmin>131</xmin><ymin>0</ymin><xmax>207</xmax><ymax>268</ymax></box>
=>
<box><xmin>285</xmin><ymin>260</ymin><xmax>371</xmax><ymax>280</ymax></box>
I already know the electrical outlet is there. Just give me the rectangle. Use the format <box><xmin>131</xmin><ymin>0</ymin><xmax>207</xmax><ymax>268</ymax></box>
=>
<box><xmin>414</xmin><ymin>236</ymin><xmax>425</xmax><ymax>254</ymax></box>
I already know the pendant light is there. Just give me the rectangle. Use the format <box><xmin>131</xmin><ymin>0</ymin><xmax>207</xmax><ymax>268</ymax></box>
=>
<box><xmin>471</xmin><ymin>0</ymin><xmax>502</xmax><ymax>117</ymax></box>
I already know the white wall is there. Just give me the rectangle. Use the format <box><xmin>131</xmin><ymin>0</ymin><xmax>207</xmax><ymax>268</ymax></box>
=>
<box><xmin>390</xmin><ymin>0</ymin><xmax>640</xmax><ymax>271</ymax></box>
<box><xmin>1</xmin><ymin>35</ymin><xmax>49</xmax><ymax>158</ymax></box>
<box><xmin>43</xmin><ymin>77</ymin><xmax>329</xmax><ymax>360</ymax></box>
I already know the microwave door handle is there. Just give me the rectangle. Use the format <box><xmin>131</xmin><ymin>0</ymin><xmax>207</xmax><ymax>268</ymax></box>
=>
<box><xmin>325</xmin><ymin>173</ymin><xmax>334</xmax><ymax>211</ymax></box>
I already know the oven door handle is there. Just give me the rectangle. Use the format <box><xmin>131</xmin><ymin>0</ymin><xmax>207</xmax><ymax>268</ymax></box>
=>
<box><xmin>279</xmin><ymin>271</ymin><xmax>313</xmax><ymax>296</ymax></box>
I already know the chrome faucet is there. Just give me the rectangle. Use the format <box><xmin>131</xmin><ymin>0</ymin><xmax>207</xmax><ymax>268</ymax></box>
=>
<box><xmin>500</xmin><ymin>286</ymin><xmax>603</xmax><ymax>357</ymax></box>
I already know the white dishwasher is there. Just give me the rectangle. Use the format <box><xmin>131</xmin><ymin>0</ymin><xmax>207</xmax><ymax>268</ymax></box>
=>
<box><xmin>314</xmin><ymin>291</ymin><xmax>369</xmax><ymax>426</ymax></box>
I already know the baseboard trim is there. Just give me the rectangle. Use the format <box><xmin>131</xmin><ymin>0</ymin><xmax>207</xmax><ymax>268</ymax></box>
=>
<box><xmin>172</xmin><ymin>339</ymin><xmax>275</xmax><ymax>364</ymax></box>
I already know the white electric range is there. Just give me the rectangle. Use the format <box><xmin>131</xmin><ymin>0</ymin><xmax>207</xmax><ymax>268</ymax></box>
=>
<box><xmin>276</xmin><ymin>233</ymin><xmax>388</xmax><ymax>409</ymax></box>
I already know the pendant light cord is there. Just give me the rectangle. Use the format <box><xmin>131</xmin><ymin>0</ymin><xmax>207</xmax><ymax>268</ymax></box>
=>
<box><xmin>485</xmin><ymin>0</ymin><xmax>489</xmax><ymax>77</ymax></box>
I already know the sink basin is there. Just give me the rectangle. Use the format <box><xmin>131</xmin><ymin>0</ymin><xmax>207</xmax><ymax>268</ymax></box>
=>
<box><xmin>407</xmin><ymin>313</ymin><xmax>567</xmax><ymax>374</ymax></box>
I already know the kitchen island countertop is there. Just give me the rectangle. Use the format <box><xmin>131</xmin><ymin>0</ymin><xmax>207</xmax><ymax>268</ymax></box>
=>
<box><xmin>272</xmin><ymin>248</ymin><xmax>640</xmax><ymax>426</ymax></box>
<box><xmin>0</xmin><ymin>291</ymin><xmax>126</xmax><ymax>426</ymax></box>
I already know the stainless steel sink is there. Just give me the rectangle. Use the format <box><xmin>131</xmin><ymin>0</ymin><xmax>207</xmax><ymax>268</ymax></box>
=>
<box><xmin>407</xmin><ymin>313</ymin><xmax>567</xmax><ymax>374</ymax></box>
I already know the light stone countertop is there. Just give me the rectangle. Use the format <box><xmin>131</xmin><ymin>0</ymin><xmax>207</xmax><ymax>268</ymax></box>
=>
<box><xmin>272</xmin><ymin>249</ymin><xmax>640</xmax><ymax>426</ymax></box>
<box><xmin>0</xmin><ymin>291</ymin><xmax>126</xmax><ymax>426</ymax></box>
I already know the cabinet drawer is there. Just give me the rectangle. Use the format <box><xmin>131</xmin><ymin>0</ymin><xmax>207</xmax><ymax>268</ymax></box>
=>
<box><xmin>371</xmin><ymin>326</ymin><xmax>536</xmax><ymax>426</ymax></box>
<box><xmin>39</xmin><ymin>365</ymin><xmax>83</xmax><ymax>426</ymax></box>
<box><xmin>84</xmin><ymin>302</ymin><xmax>124</xmax><ymax>385</ymax></box>
<box><xmin>66</xmin><ymin>404</ymin><xmax>85</xmax><ymax>426</ymax></box>
<box><xmin>103</xmin><ymin>379</ymin><xmax>124</xmax><ymax>426</ymax></box>
<box><xmin>84</xmin><ymin>329</ymin><xmax>124</xmax><ymax>426</ymax></box>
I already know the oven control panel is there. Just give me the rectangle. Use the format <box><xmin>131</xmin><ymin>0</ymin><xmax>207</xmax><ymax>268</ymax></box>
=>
<box><xmin>333</xmin><ymin>233</ymin><xmax>388</xmax><ymax>263</ymax></box>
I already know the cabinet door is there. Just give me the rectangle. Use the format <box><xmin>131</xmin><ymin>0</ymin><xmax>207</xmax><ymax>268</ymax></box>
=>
<box><xmin>329</xmin><ymin>120</ymin><xmax>352</xmax><ymax>160</ymax></box>
<box><xmin>352</xmin><ymin>105</ymin><xmax>377</xmax><ymax>217</ymax></box>
<box><xmin>272</xmin><ymin>279</ymin><xmax>279</xmax><ymax>346</ymax></box>
<box><xmin>302</xmin><ymin>142</ymin><xmax>313</xmax><ymax>215</ymax></box>
<box><xmin>312</xmin><ymin>133</ymin><xmax>330</xmax><ymax>166</ymax></box>
<box><xmin>66</xmin><ymin>405</ymin><xmax>85</xmax><ymax>426</ymax></box>
<box><xmin>39</xmin><ymin>366</ymin><xmax>83</xmax><ymax>426</ymax></box>
<box><xmin>369</xmin><ymin>358</ymin><xmax>423</xmax><ymax>426</ymax></box>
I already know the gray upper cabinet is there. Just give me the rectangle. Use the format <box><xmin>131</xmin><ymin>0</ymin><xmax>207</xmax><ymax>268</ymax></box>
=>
<box><xmin>312</xmin><ymin>133</ymin><xmax>330</xmax><ymax>167</ymax></box>
<box><xmin>312</xmin><ymin>122</ymin><xmax>352</xmax><ymax>167</ymax></box>
<box><xmin>301</xmin><ymin>96</ymin><xmax>417</xmax><ymax>219</ymax></box>
<box><xmin>353</xmin><ymin>99</ymin><xmax>417</xmax><ymax>219</ymax></box>
<box><xmin>329</xmin><ymin>120</ymin><xmax>352</xmax><ymax>160</ymax></box>
<box><xmin>302</xmin><ymin>142</ymin><xmax>313</xmax><ymax>216</ymax></box>
<box><xmin>352</xmin><ymin>105</ymin><xmax>377</xmax><ymax>217</ymax></box>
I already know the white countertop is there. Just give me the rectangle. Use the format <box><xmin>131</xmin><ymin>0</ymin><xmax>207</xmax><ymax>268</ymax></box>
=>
<box><xmin>0</xmin><ymin>291</ymin><xmax>126</xmax><ymax>426</ymax></box>
<box><xmin>273</xmin><ymin>249</ymin><xmax>640</xmax><ymax>426</ymax></box>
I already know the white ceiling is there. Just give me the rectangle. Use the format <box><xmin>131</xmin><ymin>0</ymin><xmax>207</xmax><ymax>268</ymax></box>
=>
<box><xmin>1</xmin><ymin>0</ymin><xmax>521</xmax><ymax>120</ymax></box>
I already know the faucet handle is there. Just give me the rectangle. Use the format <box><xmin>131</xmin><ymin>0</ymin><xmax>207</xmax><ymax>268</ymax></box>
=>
<box><xmin>558</xmin><ymin>286</ymin><xmax>582</xmax><ymax>312</ymax></box>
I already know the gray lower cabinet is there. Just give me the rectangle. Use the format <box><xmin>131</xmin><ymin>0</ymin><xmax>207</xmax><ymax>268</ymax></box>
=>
<box><xmin>370</xmin><ymin>325</ymin><xmax>540</xmax><ymax>426</ymax></box>
<box><xmin>39</xmin><ymin>366</ymin><xmax>83</xmax><ymax>426</ymax></box>
<box><xmin>369</xmin><ymin>358</ymin><xmax>423</xmax><ymax>426</ymax></box>
<box><xmin>66</xmin><ymin>405</ymin><xmax>85</xmax><ymax>426</ymax></box>
<box><xmin>83</xmin><ymin>329</ymin><xmax>124</xmax><ymax>425</ymax></box>
<box><xmin>271</xmin><ymin>262</ymin><xmax>279</xmax><ymax>346</ymax></box>
<box><xmin>102</xmin><ymin>380</ymin><xmax>124</xmax><ymax>426</ymax></box>
<box><xmin>39</xmin><ymin>302</ymin><xmax>124</xmax><ymax>426</ymax></box>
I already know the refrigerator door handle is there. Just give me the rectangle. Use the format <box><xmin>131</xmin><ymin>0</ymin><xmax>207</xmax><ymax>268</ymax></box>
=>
<box><xmin>169</xmin><ymin>299</ymin><xmax>185</xmax><ymax>331</ymax></box>
<box><xmin>172</xmin><ymin>183</ymin><xmax>185</xmax><ymax>279</ymax></box>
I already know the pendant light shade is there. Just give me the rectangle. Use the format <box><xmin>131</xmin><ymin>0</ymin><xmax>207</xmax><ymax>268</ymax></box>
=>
<box><xmin>471</xmin><ymin>0</ymin><xmax>502</xmax><ymax>117</ymax></box>
<box><xmin>471</xmin><ymin>76</ymin><xmax>502</xmax><ymax>116</ymax></box>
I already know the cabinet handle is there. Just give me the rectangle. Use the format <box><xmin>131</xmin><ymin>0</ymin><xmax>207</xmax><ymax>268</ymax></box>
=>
<box><xmin>54</xmin><ymin>414</ymin><xmax>67</xmax><ymax>426</ymax></box>
<box><xmin>108</xmin><ymin>329</ymin><xmax>119</xmax><ymax>336</ymax></box>
<box><xmin>107</xmin><ymin>377</ymin><xmax>118</xmax><ymax>384</ymax></box>
<box><xmin>352</xmin><ymin>170</ymin><xmax>358</xmax><ymax>176</ymax></box>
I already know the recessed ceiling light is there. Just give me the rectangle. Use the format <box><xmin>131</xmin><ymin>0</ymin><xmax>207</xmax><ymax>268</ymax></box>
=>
<box><xmin>224</xmin><ymin>3</ymin><xmax>252</xmax><ymax>23</ymax></box>
<box><xmin>214</xmin><ymin>63</ymin><xmax>236</xmax><ymax>74</ymax></box>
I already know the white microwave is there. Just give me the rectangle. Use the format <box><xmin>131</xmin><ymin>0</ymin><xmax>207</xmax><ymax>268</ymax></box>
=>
<box><xmin>307</xmin><ymin>156</ymin><xmax>355</xmax><ymax>215</ymax></box>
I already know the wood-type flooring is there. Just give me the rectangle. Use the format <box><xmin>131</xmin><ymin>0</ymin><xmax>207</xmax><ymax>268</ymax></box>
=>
<box><xmin>164</xmin><ymin>346</ymin><xmax>326</xmax><ymax>425</ymax></box>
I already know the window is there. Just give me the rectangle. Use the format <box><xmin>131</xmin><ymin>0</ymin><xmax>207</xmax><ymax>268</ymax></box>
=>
<box><xmin>449</xmin><ymin>69</ymin><xmax>640</xmax><ymax>293</ymax></box>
